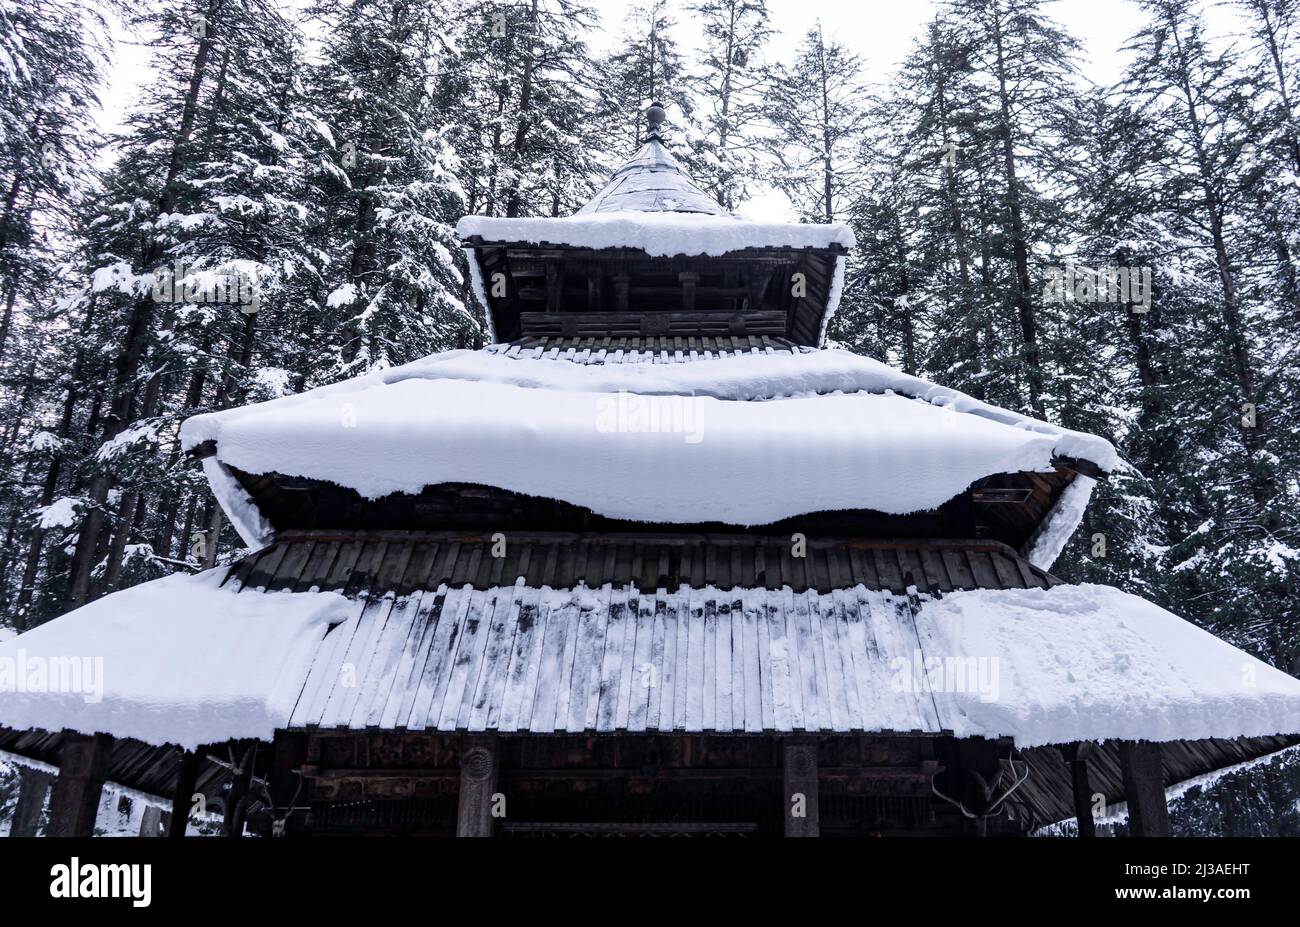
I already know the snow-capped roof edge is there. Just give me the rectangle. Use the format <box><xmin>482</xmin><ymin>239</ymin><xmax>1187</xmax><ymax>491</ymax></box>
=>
<box><xmin>818</xmin><ymin>255</ymin><xmax>847</xmax><ymax>347</ymax></box>
<box><xmin>1024</xmin><ymin>475</ymin><xmax>1096</xmax><ymax>570</ymax></box>
<box><xmin>462</xmin><ymin>246</ymin><xmax>496</xmax><ymax>344</ymax></box>
<box><xmin>204</xmin><ymin>457</ymin><xmax>273</xmax><ymax>548</ymax></box>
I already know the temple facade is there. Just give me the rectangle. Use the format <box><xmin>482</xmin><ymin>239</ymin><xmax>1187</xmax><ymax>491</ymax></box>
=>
<box><xmin>3</xmin><ymin>105</ymin><xmax>1299</xmax><ymax>838</ymax></box>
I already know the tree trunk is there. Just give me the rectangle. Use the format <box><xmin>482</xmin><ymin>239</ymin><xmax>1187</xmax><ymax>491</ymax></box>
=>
<box><xmin>1169</xmin><ymin>20</ymin><xmax>1271</xmax><ymax>508</ymax></box>
<box><xmin>64</xmin><ymin>2</ymin><xmax>223</xmax><ymax>611</ymax></box>
<box><xmin>504</xmin><ymin>0</ymin><xmax>540</xmax><ymax>218</ymax></box>
<box><xmin>988</xmin><ymin>0</ymin><xmax>1043</xmax><ymax>416</ymax></box>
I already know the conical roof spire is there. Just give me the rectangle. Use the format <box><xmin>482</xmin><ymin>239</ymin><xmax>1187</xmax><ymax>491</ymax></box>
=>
<box><xmin>645</xmin><ymin>100</ymin><xmax>667</xmax><ymax>140</ymax></box>
<box><xmin>575</xmin><ymin>102</ymin><xmax>727</xmax><ymax>217</ymax></box>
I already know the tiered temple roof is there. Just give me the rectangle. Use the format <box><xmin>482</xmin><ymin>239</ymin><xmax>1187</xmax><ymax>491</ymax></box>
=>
<box><xmin>2</xmin><ymin>104</ymin><xmax>1298</xmax><ymax>838</ymax></box>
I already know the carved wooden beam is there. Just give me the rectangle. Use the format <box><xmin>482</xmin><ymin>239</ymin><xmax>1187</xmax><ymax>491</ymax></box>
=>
<box><xmin>783</xmin><ymin>739</ymin><xmax>820</xmax><ymax>837</ymax></box>
<box><xmin>678</xmin><ymin>271</ymin><xmax>699</xmax><ymax>311</ymax></box>
<box><xmin>456</xmin><ymin>736</ymin><xmax>499</xmax><ymax>837</ymax></box>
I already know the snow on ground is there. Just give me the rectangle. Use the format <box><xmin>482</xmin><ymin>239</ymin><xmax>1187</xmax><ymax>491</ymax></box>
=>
<box><xmin>918</xmin><ymin>584</ymin><xmax>1300</xmax><ymax>747</ymax></box>
<box><xmin>457</xmin><ymin>210</ymin><xmax>854</xmax><ymax>258</ymax></box>
<box><xmin>182</xmin><ymin>346</ymin><xmax>1116</xmax><ymax>549</ymax></box>
<box><xmin>0</xmin><ymin>568</ymin><xmax>350</xmax><ymax>749</ymax></box>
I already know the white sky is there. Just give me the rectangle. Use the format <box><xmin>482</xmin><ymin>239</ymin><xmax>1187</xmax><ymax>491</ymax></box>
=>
<box><xmin>94</xmin><ymin>0</ymin><xmax>1250</xmax><ymax>215</ymax></box>
<box><xmin>587</xmin><ymin>0</ymin><xmax>1247</xmax><ymax>86</ymax></box>
<box><xmin>98</xmin><ymin>0</ymin><xmax>1250</xmax><ymax>133</ymax></box>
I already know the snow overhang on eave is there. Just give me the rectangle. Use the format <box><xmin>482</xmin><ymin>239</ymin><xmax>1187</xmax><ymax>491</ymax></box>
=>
<box><xmin>456</xmin><ymin>212</ymin><xmax>855</xmax><ymax>259</ymax></box>
<box><xmin>181</xmin><ymin>347</ymin><xmax>1116</xmax><ymax>553</ymax></box>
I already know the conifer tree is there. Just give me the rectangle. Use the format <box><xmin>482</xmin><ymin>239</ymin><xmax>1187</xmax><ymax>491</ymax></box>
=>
<box><xmin>764</xmin><ymin>24</ymin><xmax>867</xmax><ymax>224</ymax></box>
<box><xmin>688</xmin><ymin>0</ymin><xmax>773</xmax><ymax>211</ymax></box>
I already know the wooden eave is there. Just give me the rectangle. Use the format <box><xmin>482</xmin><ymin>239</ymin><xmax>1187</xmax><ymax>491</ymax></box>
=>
<box><xmin>208</xmin><ymin>461</ymin><xmax>1085</xmax><ymax>554</ymax></box>
<box><xmin>463</xmin><ymin>239</ymin><xmax>845</xmax><ymax>345</ymax></box>
<box><xmin>0</xmin><ymin>726</ymin><xmax>231</xmax><ymax>809</ymax></box>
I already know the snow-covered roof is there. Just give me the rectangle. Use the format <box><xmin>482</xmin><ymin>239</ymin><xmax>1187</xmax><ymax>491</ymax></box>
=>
<box><xmin>5</xmin><ymin>572</ymin><xmax>1298</xmax><ymax>751</ymax></box>
<box><xmin>457</xmin><ymin>106</ymin><xmax>852</xmax><ymax>258</ymax></box>
<box><xmin>577</xmin><ymin>131</ymin><xmax>726</xmax><ymax>216</ymax></box>
<box><xmin>180</xmin><ymin>346</ymin><xmax>1117</xmax><ymax>551</ymax></box>
<box><xmin>457</xmin><ymin>211</ymin><xmax>853</xmax><ymax>259</ymax></box>
<box><xmin>0</xmin><ymin>569</ymin><xmax>348</xmax><ymax>750</ymax></box>
<box><xmin>285</xmin><ymin>581</ymin><xmax>1300</xmax><ymax>745</ymax></box>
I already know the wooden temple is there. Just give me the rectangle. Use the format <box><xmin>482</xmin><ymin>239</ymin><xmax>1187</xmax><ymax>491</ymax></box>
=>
<box><xmin>3</xmin><ymin>104</ymin><xmax>1298</xmax><ymax>839</ymax></box>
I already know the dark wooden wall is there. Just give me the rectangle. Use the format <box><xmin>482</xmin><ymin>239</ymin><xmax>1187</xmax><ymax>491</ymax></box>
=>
<box><xmin>466</xmin><ymin>242</ymin><xmax>843</xmax><ymax>345</ymax></box>
<box><xmin>284</xmin><ymin>732</ymin><xmax>1025</xmax><ymax>838</ymax></box>
<box><xmin>229</xmin><ymin>468</ymin><xmax>1077</xmax><ymax>555</ymax></box>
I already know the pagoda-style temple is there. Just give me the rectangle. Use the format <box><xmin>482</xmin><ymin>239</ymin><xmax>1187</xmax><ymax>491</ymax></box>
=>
<box><xmin>462</xmin><ymin>105</ymin><xmax>843</xmax><ymax>346</ymax></box>
<box><xmin>2</xmin><ymin>105</ymin><xmax>1299</xmax><ymax>838</ymax></box>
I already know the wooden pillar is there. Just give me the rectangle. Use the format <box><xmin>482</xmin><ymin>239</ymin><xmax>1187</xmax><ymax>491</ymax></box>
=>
<box><xmin>1119</xmin><ymin>740</ymin><xmax>1171</xmax><ymax>837</ymax></box>
<box><xmin>783</xmin><ymin>739</ymin><xmax>819</xmax><ymax>837</ymax></box>
<box><xmin>1063</xmin><ymin>743</ymin><xmax>1096</xmax><ymax>838</ymax></box>
<box><xmin>587</xmin><ymin>267</ymin><xmax>603</xmax><ymax>311</ymax></box>
<box><xmin>545</xmin><ymin>260</ymin><xmax>561</xmax><ymax>313</ymax></box>
<box><xmin>168</xmin><ymin>749</ymin><xmax>199</xmax><ymax>838</ymax></box>
<box><xmin>9</xmin><ymin>767</ymin><xmax>52</xmax><ymax>837</ymax></box>
<box><xmin>613</xmin><ymin>273</ymin><xmax>630</xmax><ymax>312</ymax></box>
<box><xmin>47</xmin><ymin>732</ymin><xmax>113</xmax><ymax>837</ymax></box>
<box><xmin>223</xmin><ymin>742</ymin><xmax>257</xmax><ymax>838</ymax></box>
<box><xmin>678</xmin><ymin>271</ymin><xmax>699</xmax><ymax>311</ymax></box>
<box><xmin>139</xmin><ymin>805</ymin><xmax>163</xmax><ymax>837</ymax></box>
<box><xmin>268</xmin><ymin>731</ymin><xmax>309</xmax><ymax>836</ymax></box>
<box><xmin>723</xmin><ymin>267</ymin><xmax>739</xmax><ymax>312</ymax></box>
<box><xmin>456</xmin><ymin>736</ymin><xmax>498</xmax><ymax>837</ymax></box>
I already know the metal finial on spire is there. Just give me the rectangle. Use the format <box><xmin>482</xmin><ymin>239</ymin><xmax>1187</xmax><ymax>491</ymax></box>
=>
<box><xmin>646</xmin><ymin>101</ymin><xmax>666</xmax><ymax>139</ymax></box>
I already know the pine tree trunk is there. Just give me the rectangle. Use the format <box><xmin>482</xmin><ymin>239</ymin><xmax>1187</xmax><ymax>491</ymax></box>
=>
<box><xmin>1249</xmin><ymin>0</ymin><xmax>1300</xmax><ymax>173</ymax></box>
<box><xmin>0</xmin><ymin>280</ymin><xmax>16</xmax><ymax>365</ymax></box>
<box><xmin>989</xmin><ymin>1</ymin><xmax>1043</xmax><ymax>416</ymax></box>
<box><xmin>817</xmin><ymin>29</ymin><xmax>834</xmax><ymax>222</ymax></box>
<box><xmin>504</xmin><ymin>0</ymin><xmax>539</xmax><ymax>218</ymax></box>
<box><xmin>1169</xmin><ymin>22</ymin><xmax>1271</xmax><ymax>507</ymax></box>
<box><xmin>714</xmin><ymin>1</ymin><xmax>738</xmax><ymax>210</ymax></box>
<box><xmin>101</xmin><ymin>491</ymin><xmax>137</xmax><ymax>592</ymax></box>
<box><xmin>936</xmin><ymin>80</ymin><xmax>974</xmax><ymax>319</ymax></box>
<box><xmin>64</xmin><ymin>1</ymin><xmax>224</xmax><ymax>611</ymax></box>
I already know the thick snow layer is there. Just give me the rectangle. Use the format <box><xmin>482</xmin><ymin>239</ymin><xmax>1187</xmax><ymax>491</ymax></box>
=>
<box><xmin>0</xmin><ymin>569</ymin><xmax>350</xmax><ymax>749</ymax></box>
<box><xmin>1025</xmin><ymin>475</ymin><xmax>1096</xmax><ymax>570</ymax></box>
<box><xmin>818</xmin><ymin>256</ymin><xmax>847</xmax><ymax>345</ymax></box>
<box><xmin>181</xmin><ymin>347</ymin><xmax>1116</xmax><ymax>531</ymax></box>
<box><xmin>917</xmin><ymin>584</ymin><xmax>1300</xmax><ymax>746</ymax></box>
<box><xmin>458</xmin><ymin>210</ymin><xmax>854</xmax><ymax>258</ymax></box>
<box><xmin>202</xmin><ymin>457</ymin><xmax>273</xmax><ymax>548</ymax></box>
<box><xmin>462</xmin><ymin>246</ymin><xmax>496</xmax><ymax>343</ymax></box>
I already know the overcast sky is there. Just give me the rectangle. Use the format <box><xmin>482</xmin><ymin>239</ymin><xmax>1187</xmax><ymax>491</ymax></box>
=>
<box><xmin>98</xmin><ymin>0</ymin><xmax>1252</xmax><ymax>135</ymax></box>
<box><xmin>94</xmin><ymin>0</ymin><xmax>1251</xmax><ymax>218</ymax></box>
<box><xmin>591</xmin><ymin>0</ymin><xmax>1247</xmax><ymax>85</ymax></box>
